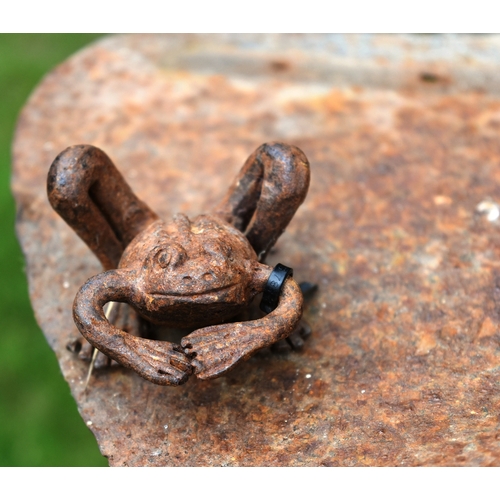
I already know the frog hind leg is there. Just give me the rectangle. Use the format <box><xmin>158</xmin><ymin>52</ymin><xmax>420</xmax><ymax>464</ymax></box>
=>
<box><xmin>48</xmin><ymin>145</ymin><xmax>160</xmax><ymax>373</ymax></box>
<box><xmin>214</xmin><ymin>142</ymin><xmax>310</xmax><ymax>262</ymax></box>
<box><xmin>47</xmin><ymin>145</ymin><xmax>159</xmax><ymax>270</ymax></box>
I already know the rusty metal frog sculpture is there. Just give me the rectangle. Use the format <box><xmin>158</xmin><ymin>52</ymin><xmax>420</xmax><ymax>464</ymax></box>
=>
<box><xmin>47</xmin><ymin>142</ymin><xmax>310</xmax><ymax>386</ymax></box>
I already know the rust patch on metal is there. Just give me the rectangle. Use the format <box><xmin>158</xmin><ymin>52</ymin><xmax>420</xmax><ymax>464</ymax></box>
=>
<box><xmin>12</xmin><ymin>34</ymin><xmax>500</xmax><ymax>466</ymax></box>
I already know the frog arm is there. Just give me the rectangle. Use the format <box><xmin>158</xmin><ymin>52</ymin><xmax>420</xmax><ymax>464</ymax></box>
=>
<box><xmin>73</xmin><ymin>268</ymin><xmax>192</xmax><ymax>386</ymax></box>
<box><xmin>47</xmin><ymin>145</ymin><xmax>159</xmax><ymax>270</ymax></box>
<box><xmin>181</xmin><ymin>276</ymin><xmax>303</xmax><ymax>380</ymax></box>
<box><xmin>214</xmin><ymin>142</ymin><xmax>310</xmax><ymax>262</ymax></box>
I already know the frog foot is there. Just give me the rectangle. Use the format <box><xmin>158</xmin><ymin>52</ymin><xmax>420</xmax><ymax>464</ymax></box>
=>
<box><xmin>67</xmin><ymin>336</ymin><xmax>112</xmax><ymax>368</ymax></box>
<box><xmin>271</xmin><ymin>319</ymin><xmax>312</xmax><ymax>353</ymax></box>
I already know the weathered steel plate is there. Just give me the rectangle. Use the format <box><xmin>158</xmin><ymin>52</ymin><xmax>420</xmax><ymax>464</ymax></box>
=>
<box><xmin>12</xmin><ymin>34</ymin><xmax>500</xmax><ymax>466</ymax></box>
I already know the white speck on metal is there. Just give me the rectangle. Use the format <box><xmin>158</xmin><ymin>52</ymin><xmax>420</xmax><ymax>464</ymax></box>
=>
<box><xmin>477</xmin><ymin>200</ymin><xmax>500</xmax><ymax>221</ymax></box>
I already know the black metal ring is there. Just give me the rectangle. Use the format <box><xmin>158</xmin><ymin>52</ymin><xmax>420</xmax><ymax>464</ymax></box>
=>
<box><xmin>260</xmin><ymin>263</ymin><xmax>293</xmax><ymax>314</ymax></box>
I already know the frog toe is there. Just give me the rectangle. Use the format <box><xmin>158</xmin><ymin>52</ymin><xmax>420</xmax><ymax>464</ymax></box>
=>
<box><xmin>67</xmin><ymin>336</ymin><xmax>112</xmax><ymax>366</ymax></box>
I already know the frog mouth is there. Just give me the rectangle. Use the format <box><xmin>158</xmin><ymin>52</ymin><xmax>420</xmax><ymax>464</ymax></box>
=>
<box><xmin>150</xmin><ymin>283</ymin><xmax>236</xmax><ymax>298</ymax></box>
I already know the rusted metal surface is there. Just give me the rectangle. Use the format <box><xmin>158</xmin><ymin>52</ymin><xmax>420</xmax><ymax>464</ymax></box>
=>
<box><xmin>12</xmin><ymin>34</ymin><xmax>500</xmax><ymax>465</ymax></box>
<box><xmin>47</xmin><ymin>142</ymin><xmax>308</xmax><ymax>384</ymax></box>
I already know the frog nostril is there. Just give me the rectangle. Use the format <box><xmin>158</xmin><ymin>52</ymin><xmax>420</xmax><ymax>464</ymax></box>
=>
<box><xmin>202</xmin><ymin>272</ymin><xmax>214</xmax><ymax>281</ymax></box>
<box><xmin>183</xmin><ymin>276</ymin><xmax>192</xmax><ymax>281</ymax></box>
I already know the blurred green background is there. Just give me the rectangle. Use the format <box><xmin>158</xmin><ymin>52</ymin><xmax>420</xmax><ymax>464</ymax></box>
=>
<box><xmin>0</xmin><ymin>34</ymin><xmax>108</xmax><ymax>466</ymax></box>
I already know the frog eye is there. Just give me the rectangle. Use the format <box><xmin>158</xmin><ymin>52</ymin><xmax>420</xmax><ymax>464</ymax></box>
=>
<box><xmin>156</xmin><ymin>249</ymin><xmax>171</xmax><ymax>268</ymax></box>
<box><xmin>155</xmin><ymin>245</ymin><xmax>187</xmax><ymax>268</ymax></box>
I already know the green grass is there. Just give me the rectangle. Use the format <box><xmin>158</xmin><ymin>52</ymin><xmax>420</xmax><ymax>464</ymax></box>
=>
<box><xmin>0</xmin><ymin>34</ymin><xmax>108</xmax><ymax>466</ymax></box>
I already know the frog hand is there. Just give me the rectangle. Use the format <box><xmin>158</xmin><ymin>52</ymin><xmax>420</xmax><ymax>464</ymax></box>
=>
<box><xmin>181</xmin><ymin>277</ymin><xmax>303</xmax><ymax>380</ymax></box>
<box><xmin>73</xmin><ymin>269</ymin><xmax>192</xmax><ymax>386</ymax></box>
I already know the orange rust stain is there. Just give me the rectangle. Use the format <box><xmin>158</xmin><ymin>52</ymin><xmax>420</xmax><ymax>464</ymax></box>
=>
<box><xmin>376</xmin><ymin>303</ymin><xmax>393</xmax><ymax>322</ymax></box>
<box><xmin>440</xmin><ymin>323</ymin><xmax>460</xmax><ymax>338</ymax></box>
<box><xmin>415</xmin><ymin>328</ymin><xmax>437</xmax><ymax>355</ymax></box>
<box><xmin>477</xmin><ymin>316</ymin><xmax>497</xmax><ymax>340</ymax></box>
<box><xmin>307</xmin><ymin>89</ymin><xmax>351</xmax><ymax>114</ymax></box>
<box><xmin>333</xmin><ymin>343</ymin><xmax>354</xmax><ymax>357</ymax></box>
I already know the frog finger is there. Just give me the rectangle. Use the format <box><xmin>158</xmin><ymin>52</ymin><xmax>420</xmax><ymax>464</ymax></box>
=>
<box><xmin>169</xmin><ymin>350</ymin><xmax>193</xmax><ymax>373</ymax></box>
